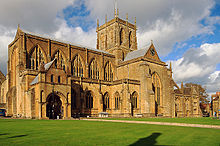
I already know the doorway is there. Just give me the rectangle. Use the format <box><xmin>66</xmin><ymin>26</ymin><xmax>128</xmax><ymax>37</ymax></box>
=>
<box><xmin>46</xmin><ymin>94</ymin><xmax>62</xmax><ymax>119</ymax></box>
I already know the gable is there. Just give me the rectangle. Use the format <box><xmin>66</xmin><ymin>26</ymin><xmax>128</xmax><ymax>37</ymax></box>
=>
<box><xmin>144</xmin><ymin>44</ymin><xmax>161</xmax><ymax>62</ymax></box>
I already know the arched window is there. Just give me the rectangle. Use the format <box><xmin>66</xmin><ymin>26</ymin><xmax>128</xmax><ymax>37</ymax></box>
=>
<box><xmin>29</xmin><ymin>45</ymin><xmax>45</xmax><ymax>70</ymax></box>
<box><xmin>103</xmin><ymin>92</ymin><xmax>110</xmax><ymax>111</ymax></box>
<box><xmin>104</xmin><ymin>61</ymin><xmax>113</xmax><ymax>81</ymax></box>
<box><xmin>120</xmin><ymin>28</ymin><xmax>125</xmax><ymax>45</ymax></box>
<box><xmin>71</xmin><ymin>55</ymin><xmax>83</xmax><ymax>77</ymax></box>
<box><xmin>129</xmin><ymin>31</ymin><xmax>132</xmax><ymax>48</ymax></box>
<box><xmin>131</xmin><ymin>91</ymin><xmax>138</xmax><ymax>108</ymax></box>
<box><xmin>152</xmin><ymin>73</ymin><xmax>161</xmax><ymax>105</ymax></box>
<box><xmin>89</xmin><ymin>59</ymin><xmax>99</xmax><ymax>79</ymax></box>
<box><xmin>52</xmin><ymin>50</ymin><xmax>66</xmax><ymax>71</ymax></box>
<box><xmin>86</xmin><ymin>91</ymin><xmax>93</xmax><ymax>109</ymax></box>
<box><xmin>114</xmin><ymin>92</ymin><xmax>120</xmax><ymax>109</ymax></box>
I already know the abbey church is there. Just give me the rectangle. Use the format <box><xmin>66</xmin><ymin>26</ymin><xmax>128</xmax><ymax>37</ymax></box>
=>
<box><xmin>0</xmin><ymin>10</ymin><xmax>202</xmax><ymax>119</ymax></box>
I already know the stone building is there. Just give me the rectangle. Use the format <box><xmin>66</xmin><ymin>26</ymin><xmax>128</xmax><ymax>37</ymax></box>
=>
<box><xmin>0</xmin><ymin>10</ymin><xmax>201</xmax><ymax>119</ymax></box>
<box><xmin>174</xmin><ymin>82</ymin><xmax>202</xmax><ymax>117</ymax></box>
<box><xmin>0</xmin><ymin>70</ymin><xmax>6</xmax><ymax>108</ymax></box>
<box><xmin>211</xmin><ymin>92</ymin><xmax>220</xmax><ymax>117</ymax></box>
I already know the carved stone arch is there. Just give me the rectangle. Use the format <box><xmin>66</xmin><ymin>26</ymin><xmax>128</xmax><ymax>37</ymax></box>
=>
<box><xmin>71</xmin><ymin>54</ymin><xmax>85</xmax><ymax>77</ymax></box>
<box><xmin>28</xmin><ymin>44</ymin><xmax>47</xmax><ymax>69</ymax></box>
<box><xmin>46</xmin><ymin>91</ymin><xmax>66</xmax><ymax>119</ymax></box>
<box><xmin>56</xmin><ymin>91</ymin><xmax>67</xmax><ymax>104</ymax></box>
<box><xmin>131</xmin><ymin>91</ymin><xmax>138</xmax><ymax>108</ymax></box>
<box><xmin>51</xmin><ymin>49</ymin><xmax>67</xmax><ymax>62</ymax></box>
<box><xmin>103</xmin><ymin>92</ymin><xmax>110</xmax><ymax>112</ymax></box>
<box><xmin>130</xmin><ymin>91</ymin><xmax>138</xmax><ymax>116</ymax></box>
<box><xmin>114</xmin><ymin>91</ymin><xmax>120</xmax><ymax>109</ymax></box>
<box><xmin>72</xmin><ymin>53</ymin><xmax>85</xmax><ymax>65</ymax></box>
<box><xmin>152</xmin><ymin>72</ymin><xmax>163</xmax><ymax>90</ymax></box>
<box><xmin>29</xmin><ymin>44</ymin><xmax>47</xmax><ymax>61</ymax></box>
<box><xmin>104</xmin><ymin>61</ymin><xmax>113</xmax><ymax>81</ymax></box>
<box><xmin>51</xmin><ymin>49</ymin><xmax>67</xmax><ymax>71</ymax></box>
<box><xmin>88</xmin><ymin>58</ymin><xmax>100</xmax><ymax>79</ymax></box>
<box><xmin>85</xmin><ymin>90</ymin><xmax>93</xmax><ymax>109</ymax></box>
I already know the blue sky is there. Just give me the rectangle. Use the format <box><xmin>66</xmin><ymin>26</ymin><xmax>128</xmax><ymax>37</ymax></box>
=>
<box><xmin>0</xmin><ymin>0</ymin><xmax>219</xmax><ymax>95</ymax></box>
<box><xmin>163</xmin><ymin>2</ymin><xmax>220</xmax><ymax>60</ymax></box>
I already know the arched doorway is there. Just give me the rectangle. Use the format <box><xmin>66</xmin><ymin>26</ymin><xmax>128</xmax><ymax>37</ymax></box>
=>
<box><xmin>46</xmin><ymin>93</ymin><xmax>62</xmax><ymax>119</ymax></box>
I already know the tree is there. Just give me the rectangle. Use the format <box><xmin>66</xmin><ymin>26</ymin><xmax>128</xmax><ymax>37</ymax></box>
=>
<box><xmin>185</xmin><ymin>83</ymin><xmax>209</xmax><ymax>103</ymax></box>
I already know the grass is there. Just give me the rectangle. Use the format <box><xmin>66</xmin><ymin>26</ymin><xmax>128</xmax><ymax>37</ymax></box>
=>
<box><xmin>93</xmin><ymin>117</ymin><xmax>220</xmax><ymax>125</ymax></box>
<box><xmin>0</xmin><ymin>119</ymin><xmax>219</xmax><ymax>146</ymax></box>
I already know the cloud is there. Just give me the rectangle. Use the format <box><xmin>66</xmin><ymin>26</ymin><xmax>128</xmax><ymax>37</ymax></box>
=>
<box><xmin>0</xmin><ymin>25</ymin><xmax>16</xmax><ymax>75</ymax></box>
<box><xmin>0</xmin><ymin>0</ymin><xmax>75</xmax><ymax>74</ymax></box>
<box><xmin>0</xmin><ymin>0</ymin><xmax>74</xmax><ymax>33</ymax></box>
<box><xmin>171</xmin><ymin>43</ymin><xmax>220</xmax><ymax>93</ymax></box>
<box><xmin>0</xmin><ymin>0</ymin><xmax>219</xmax><ymax>81</ymax></box>
<box><xmin>84</xmin><ymin>0</ymin><xmax>216</xmax><ymax>55</ymax></box>
<box><xmin>53</xmin><ymin>18</ymin><xmax>96</xmax><ymax>48</ymax></box>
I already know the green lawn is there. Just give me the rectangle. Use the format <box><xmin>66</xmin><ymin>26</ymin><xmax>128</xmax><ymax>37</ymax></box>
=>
<box><xmin>0</xmin><ymin>119</ymin><xmax>219</xmax><ymax>146</ymax></box>
<box><xmin>94</xmin><ymin>117</ymin><xmax>220</xmax><ymax>125</ymax></box>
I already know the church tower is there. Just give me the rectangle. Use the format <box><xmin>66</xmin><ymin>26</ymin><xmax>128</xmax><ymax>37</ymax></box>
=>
<box><xmin>96</xmin><ymin>8</ymin><xmax>137</xmax><ymax>64</ymax></box>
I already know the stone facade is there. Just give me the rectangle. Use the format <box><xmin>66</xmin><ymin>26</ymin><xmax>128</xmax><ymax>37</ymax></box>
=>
<box><xmin>0</xmin><ymin>13</ymin><xmax>202</xmax><ymax>119</ymax></box>
<box><xmin>211</xmin><ymin>92</ymin><xmax>220</xmax><ymax>117</ymax></box>
<box><xmin>174</xmin><ymin>82</ymin><xmax>202</xmax><ymax>117</ymax></box>
<box><xmin>0</xmin><ymin>70</ymin><xmax>6</xmax><ymax>105</ymax></box>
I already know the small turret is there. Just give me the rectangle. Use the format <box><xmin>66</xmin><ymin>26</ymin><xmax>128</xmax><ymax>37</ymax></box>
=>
<box><xmin>181</xmin><ymin>82</ymin><xmax>184</xmax><ymax>93</ymax></box>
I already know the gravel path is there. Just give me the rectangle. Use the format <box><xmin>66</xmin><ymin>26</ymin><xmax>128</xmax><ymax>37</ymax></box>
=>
<box><xmin>83</xmin><ymin>119</ymin><xmax>220</xmax><ymax>129</ymax></box>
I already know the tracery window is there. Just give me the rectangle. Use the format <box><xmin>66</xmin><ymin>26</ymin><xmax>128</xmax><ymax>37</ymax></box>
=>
<box><xmin>104</xmin><ymin>61</ymin><xmax>113</xmax><ymax>81</ymax></box>
<box><xmin>29</xmin><ymin>45</ymin><xmax>45</xmax><ymax>70</ymax></box>
<box><xmin>131</xmin><ymin>91</ymin><xmax>138</xmax><ymax>108</ymax></box>
<box><xmin>86</xmin><ymin>91</ymin><xmax>93</xmax><ymax>109</ymax></box>
<box><xmin>52</xmin><ymin>50</ymin><xmax>66</xmax><ymax>71</ymax></box>
<box><xmin>71</xmin><ymin>55</ymin><xmax>83</xmax><ymax>77</ymax></box>
<box><xmin>114</xmin><ymin>92</ymin><xmax>120</xmax><ymax>109</ymax></box>
<box><xmin>89</xmin><ymin>59</ymin><xmax>99</xmax><ymax>79</ymax></box>
<box><xmin>103</xmin><ymin>92</ymin><xmax>110</xmax><ymax>111</ymax></box>
<box><xmin>152</xmin><ymin>73</ymin><xmax>161</xmax><ymax>105</ymax></box>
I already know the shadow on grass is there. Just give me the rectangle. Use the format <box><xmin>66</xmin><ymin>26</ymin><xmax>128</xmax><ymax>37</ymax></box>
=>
<box><xmin>130</xmin><ymin>133</ymin><xmax>165</xmax><ymax>146</ymax></box>
<box><xmin>0</xmin><ymin>133</ymin><xmax>9</xmax><ymax>136</ymax></box>
<box><xmin>8</xmin><ymin>135</ymin><xmax>28</xmax><ymax>138</ymax></box>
